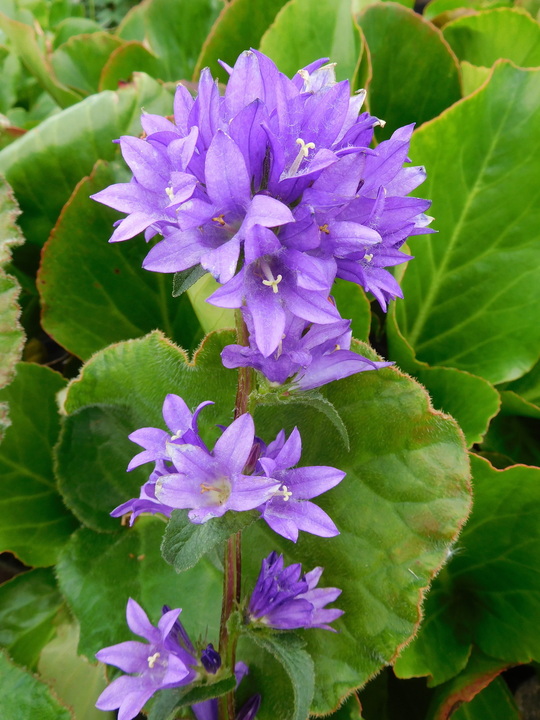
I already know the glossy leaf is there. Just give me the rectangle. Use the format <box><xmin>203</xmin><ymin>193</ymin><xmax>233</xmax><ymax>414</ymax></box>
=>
<box><xmin>395</xmin><ymin>455</ymin><xmax>540</xmax><ymax>684</ymax></box>
<box><xmin>461</xmin><ymin>61</ymin><xmax>491</xmax><ymax>96</ymax></box>
<box><xmin>116</xmin><ymin>0</ymin><xmax>225</xmax><ymax>82</ymax></box>
<box><xmin>358</xmin><ymin>3</ymin><xmax>461</xmax><ymax>141</ymax></box>
<box><xmin>0</xmin><ymin>11</ymin><xmax>81</xmax><ymax>108</ymax></box>
<box><xmin>259</xmin><ymin>0</ymin><xmax>363</xmax><ymax>82</ymax></box>
<box><xmin>501</xmin><ymin>358</ymin><xmax>540</xmax><ymax>418</ymax></box>
<box><xmin>423</xmin><ymin>0</ymin><xmax>511</xmax><ymax>23</ymax></box>
<box><xmin>162</xmin><ymin>509</ymin><xmax>258</xmax><ymax>573</ymax></box>
<box><xmin>0</xmin><ymin>363</ymin><xmax>78</xmax><ymax>566</ymax></box>
<box><xmin>56</xmin><ymin>519</ymin><xmax>222</xmax><ymax>659</ymax></box>
<box><xmin>0</xmin><ymin>175</ymin><xmax>24</xmax><ymax>411</ymax></box>
<box><xmin>0</xmin><ymin>73</ymin><xmax>174</xmax><ymax>246</ymax></box>
<box><xmin>38</xmin><ymin>161</ymin><xmax>202</xmax><ymax>361</ymax></box>
<box><xmin>0</xmin><ymin>568</ymin><xmax>62</xmax><ymax>670</ymax></box>
<box><xmin>51</xmin><ymin>32</ymin><xmax>124</xmax><ymax>95</ymax></box>
<box><xmin>0</xmin><ymin>650</ymin><xmax>72</xmax><ymax>720</ymax></box>
<box><xmin>443</xmin><ymin>8</ymin><xmax>540</xmax><ymax>67</ymax></box>
<box><xmin>194</xmin><ymin>0</ymin><xmax>290</xmax><ymax>82</ymax></box>
<box><xmin>331</xmin><ymin>278</ymin><xmax>371</xmax><ymax>342</ymax></box>
<box><xmin>481</xmin><ymin>414</ymin><xmax>540</xmax><ymax>467</ymax></box>
<box><xmin>387</xmin><ymin>303</ymin><xmax>501</xmax><ymax>446</ymax></box>
<box><xmin>186</xmin><ymin>274</ymin><xmax>235</xmax><ymax>333</ymax></box>
<box><xmin>395</xmin><ymin>62</ymin><xmax>540</xmax><ymax>384</ymax></box>
<box><xmin>98</xmin><ymin>41</ymin><xmax>162</xmax><ymax>91</ymax></box>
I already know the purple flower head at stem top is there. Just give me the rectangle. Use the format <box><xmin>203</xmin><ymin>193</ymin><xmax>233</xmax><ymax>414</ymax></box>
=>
<box><xmin>92</xmin><ymin>50</ymin><xmax>432</xmax><ymax>351</ymax></box>
<box><xmin>257</xmin><ymin>426</ymin><xmax>345</xmax><ymax>542</ymax></box>
<box><xmin>95</xmin><ymin>599</ymin><xmax>197</xmax><ymax>720</ymax></box>
<box><xmin>248</xmin><ymin>552</ymin><xmax>343</xmax><ymax>631</ymax></box>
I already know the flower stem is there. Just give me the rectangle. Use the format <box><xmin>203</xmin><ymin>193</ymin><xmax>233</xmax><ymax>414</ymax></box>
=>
<box><xmin>218</xmin><ymin>312</ymin><xmax>254</xmax><ymax>720</ymax></box>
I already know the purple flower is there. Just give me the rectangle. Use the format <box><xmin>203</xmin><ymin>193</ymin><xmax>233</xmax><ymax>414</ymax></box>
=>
<box><xmin>95</xmin><ymin>599</ymin><xmax>197</xmax><ymax>720</ymax></box>
<box><xmin>154</xmin><ymin>413</ymin><xmax>281</xmax><ymax>523</ymax></box>
<box><xmin>257</xmin><ymin>427</ymin><xmax>345</xmax><ymax>542</ymax></box>
<box><xmin>221</xmin><ymin>310</ymin><xmax>392</xmax><ymax>390</ymax></box>
<box><xmin>127</xmin><ymin>394</ymin><xmax>212</xmax><ymax>471</ymax></box>
<box><xmin>248</xmin><ymin>552</ymin><xmax>343</xmax><ymax>631</ymax></box>
<box><xmin>92</xmin><ymin>50</ymin><xmax>431</xmax><ymax>313</ymax></box>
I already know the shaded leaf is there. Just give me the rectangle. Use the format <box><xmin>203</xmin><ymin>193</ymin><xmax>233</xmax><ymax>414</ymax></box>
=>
<box><xmin>0</xmin><ymin>568</ymin><xmax>62</xmax><ymax>670</ymax></box>
<box><xmin>173</xmin><ymin>265</ymin><xmax>208</xmax><ymax>298</ymax></box>
<box><xmin>51</xmin><ymin>32</ymin><xmax>124</xmax><ymax>95</ymax></box>
<box><xmin>395</xmin><ymin>62</ymin><xmax>540</xmax><ymax>384</ymax></box>
<box><xmin>0</xmin><ymin>73</ymin><xmax>174</xmax><ymax>246</ymax></box>
<box><xmin>38</xmin><ymin>161</ymin><xmax>202</xmax><ymax>360</ymax></box>
<box><xmin>0</xmin><ymin>650</ymin><xmax>72</xmax><ymax>720</ymax></box>
<box><xmin>148</xmin><ymin>674</ymin><xmax>236</xmax><ymax>720</ymax></box>
<box><xmin>358</xmin><ymin>3</ymin><xmax>461</xmax><ymax>141</ymax></box>
<box><xmin>99</xmin><ymin>41</ymin><xmax>162</xmax><ymax>91</ymax></box>
<box><xmin>452</xmin><ymin>676</ymin><xmax>521</xmax><ymax>720</ymax></box>
<box><xmin>244</xmin><ymin>629</ymin><xmax>314</xmax><ymax>720</ymax></box>
<box><xmin>56</xmin><ymin>519</ymin><xmax>222</xmax><ymax>659</ymax></box>
<box><xmin>395</xmin><ymin>455</ymin><xmax>540</xmax><ymax>684</ymax></box>
<box><xmin>0</xmin><ymin>363</ymin><xmax>78</xmax><ymax>566</ymax></box>
<box><xmin>187</xmin><ymin>273</ymin><xmax>235</xmax><ymax>333</ymax></box>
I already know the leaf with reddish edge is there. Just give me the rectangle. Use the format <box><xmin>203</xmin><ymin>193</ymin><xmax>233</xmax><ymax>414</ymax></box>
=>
<box><xmin>426</xmin><ymin>650</ymin><xmax>510</xmax><ymax>720</ymax></box>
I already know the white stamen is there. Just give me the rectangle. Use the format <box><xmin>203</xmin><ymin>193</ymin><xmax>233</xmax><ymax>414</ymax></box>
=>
<box><xmin>165</xmin><ymin>187</ymin><xmax>174</xmax><ymax>200</ymax></box>
<box><xmin>363</xmin><ymin>253</ymin><xmax>373</xmax><ymax>263</ymax></box>
<box><xmin>260</xmin><ymin>261</ymin><xmax>283</xmax><ymax>293</ymax></box>
<box><xmin>275</xmin><ymin>484</ymin><xmax>293</xmax><ymax>502</ymax></box>
<box><xmin>147</xmin><ymin>652</ymin><xmax>160</xmax><ymax>668</ymax></box>
<box><xmin>288</xmin><ymin>138</ymin><xmax>316</xmax><ymax>176</ymax></box>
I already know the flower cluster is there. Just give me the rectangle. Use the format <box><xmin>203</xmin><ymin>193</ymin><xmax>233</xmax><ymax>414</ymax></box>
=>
<box><xmin>249</xmin><ymin>552</ymin><xmax>343</xmax><ymax>631</ymax></box>
<box><xmin>96</xmin><ymin>600</ymin><xmax>260</xmax><ymax>720</ymax></box>
<box><xmin>92</xmin><ymin>50</ymin><xmax>432</xmax><ymax>389</ymax></box>
<box><xmin>113</xmin><ymin>394</ymin><xmax>345</xmax><ymax>542</ymax></box>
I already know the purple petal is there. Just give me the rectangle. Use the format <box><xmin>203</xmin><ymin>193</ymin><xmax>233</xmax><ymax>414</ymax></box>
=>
<box><xmin>284</xmin><ymin>466</ymin><xmax>345</xmax><ymax>499</ymax></box>
<box><xmin>109</xmin><ymin>212</ymin><xmax>155</xmax><ymax>243</ymax></box>
<box><xmin>205</xmin><ymin>131</ymin><xmax>251</xmax><ymax>211</ymax></box>
<box><xmin>95</xmin><ymin>641</ymin><xmax>148</xmax><ymax>673</ymax></box>
<box><xmin>126</xmin><ymin>598</ymin><xmax>159</xmax><ymax>642</ymax></box>
<box><xmin>213</xmin><ymin>413</ymin><xmax>255</xmax><ymax>473</ymax></box>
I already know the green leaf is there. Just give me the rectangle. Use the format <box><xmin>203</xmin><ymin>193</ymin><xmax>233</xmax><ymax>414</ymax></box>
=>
<box><xmin>242</xmin><ymin>344</ymin><xmax>471</xmax><ymax>714</ymax></box>
<box><xmin>259</xmin><ymin>0</ymin><xmax>363</xmax><ymax>82</ymax></box>
<box><xmin>427</xmin><ymin>650</ymin><xmax>512</xmax><ymax>720</ymax></box>
<box><xmin>387</xmin><ymin>304</ymin><xmax>501</xmax><ymax>446</ymax></box>
<box><xmin>0</xmin><ymin>568</ymin><xmax>62</xmax><ymax>669</ymax></box>
<box><xmin>56</xmin><ymin>518</ymin><xmax>222</xmax><ymax>659</ymax></box>
<box><xmin>0</xmin><ymin>362</ymin><xmax>78</xmax><ymax>566</ymax></box>
<box><xmin>255</xmin><ymin>389</ymin><xmax>350</xmax><ymax>451</ymax></box>
<box><xmin>52</xmin><ymin>17</ymin><xmax>103</xmax><ymax>49</ymax></box>
<box><xmin>461</xmin><ymin>61</ymin><xmax>491</xmax><ymax>96</ymax></box>
<box><xmin>98</xmin><ymin>41</ymin><xmax>162</xmax><ymax>92</ymax></box>
<box><xmin>172</xmin><ymin>265</ymin><xmax>208</xmax><ymax>298</ymax></box>
<box><xmin>443</xmin><ymin>7</ymin><xmax>540</xmax><ymax>67</ymax></box>
<box><xmin>0</xmin><ymin>11</ymin><xmax>81</xmax><ymax>108</ymax></box>
<box><xmin>395</xmin><ymin>455</ymin><xmax>540</xmax><ymax>685</ymax></box>
<box><xmin>148</xmin><ymin>675</ymin><xmax>236</xmax><ymax>720</ymax></box>
<box><xmin>38</xmin><ymin>621</ymin><xmax>114</xmax><ymax>720</ymax></box>
<box><xmin>481</xmin><ymin>413</ymin><xmax>540</xmax><ymax>466</ymax></box>
<box><xmin>324</xmin><ymin>693</ymin><xmax>363</xmax><ymax>719</ymax></box>
<box><xmin>37</xmin><ymin>160</ymin><xmax>202</xmax><ymax>360</ymax></box>
<box><xmin>117</xmin><ymin>0</ymin><xmax>225</xmax><ymax>82</ymax></box>
<box><xmin>423</xmin><ymin>0</ymin><xmax>512</xmax><ymax>24</ymax></box>
<box><xmin>57</xmin><ymin>332</ymin><xmax>236</xmax><ymax>529</ymax></box>
<box><xmin>353</xmin><ymin>0</ymin><xmax>415</xmax><ymax>10</ymax></box>
<box><xmin>186</xmin><ymin>273</ymin><xmax>235</xmax><ymax>333</ymax></box>
<box><xmin>162</xmin><ymin>509</ymin><xmax>258</xmax><ymax>573</ymax></box>
<box><xmin>451</xmin><ymin>677</ymin><xmax>521</xmax><ymax>720</ymax></box>
<box><xmin>331</xmin><ymin>278</ymin><xmax>371</xmax><ymax>342</ymax></box>
<box><xmin>501</xmin><ymin>358</ymin><xmax>540</xmax><ymax>417</ymax></box>
<box><xmin>56</xmin><ymin>405</ymin><xmax>151</xmax><ymax>532</ymax></box>
<box><xmin>0</xmin><ymin>174</ymin><xmax>24</xmax><ymax>406</ymax></box>
<box><xmin>358</xmin><ymin>3</ymin><xmax>461</xmax><ymax>141</ymax></box>
<box><xmin>0</xmin><ymin>73</ymin><xmax>174</xmax><ymax>247</ymax></box>
<box><xmin>194</xmin><ymin>0</ymin><xmax>291</xmax><ymax>83</ymax></box>
<box><xmin>51</xmin><ymin>32</ymin><xmax>124</xmax><ymax>95</ymax></box>
<box><xmin>0</xmin><ymin>649</ymin><xmax>72</xmax><ymax>720</ymax></box>
<box><xmin>395</xmin><ymin>62</ymin><xmax>540</xmax><ymax>384</ymax></box>
<box><xmin>244</xmin><ymin>629</ymin><xmax>315</xmax><ymax>720</ymax></box>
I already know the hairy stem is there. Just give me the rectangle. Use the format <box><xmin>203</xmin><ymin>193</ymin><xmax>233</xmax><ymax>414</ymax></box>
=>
<box><xmin>218</xmin><ymin>312</ymin><xmax>254</xmax><ymax>720</ymax></box>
